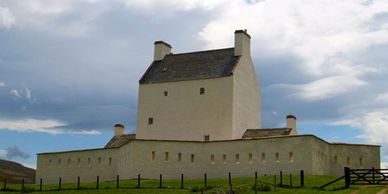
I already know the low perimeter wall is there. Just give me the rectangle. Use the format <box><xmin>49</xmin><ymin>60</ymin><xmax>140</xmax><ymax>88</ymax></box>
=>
<box><xmin>36</xmin><ymin>135</ymin><xmax>380</xmax><ymax>183</ymax></box>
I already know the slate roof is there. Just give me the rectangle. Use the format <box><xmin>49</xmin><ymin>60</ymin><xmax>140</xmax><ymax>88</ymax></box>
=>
<box><xmin>242</xmin><ymin>128</ymin><xmax>292</xmax><ymax>138</ymax></box>
<box><xmin>104</xmin><ymin>134</ymin><xmax>136</xmax><ymax>148</ymax></box>
<box><xmin>139</xmin><ymin>48</ymin><xmax>240</xmax><ymax>84</ymax></box>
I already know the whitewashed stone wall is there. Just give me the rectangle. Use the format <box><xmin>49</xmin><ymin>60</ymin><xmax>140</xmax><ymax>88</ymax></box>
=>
<box><xmin>36</xmin><ymin>135</ymin><xmax>380</xmax><ymax>183</ymax></box>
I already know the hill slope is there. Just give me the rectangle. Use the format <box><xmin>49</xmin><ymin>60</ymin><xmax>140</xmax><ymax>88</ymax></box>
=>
<box><xmin>0</xmin><ymin>159</ymin><xmax>35</xmax><ymax>183</ymax></box>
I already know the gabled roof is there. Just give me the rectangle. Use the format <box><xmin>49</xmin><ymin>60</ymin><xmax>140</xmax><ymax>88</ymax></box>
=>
<box><xmin>104</xmin><ymin>134</ymin><xmax>136</xmax><ymax>148</ymax></box>
<box><xmin>242</xmin><ymin>128</ymin><xmax>292</xmax><ymax>138</ymax></box>
<box><xmin>139</xmin><ymin>48</ymin><xmax>240</xmax><ymax>84</ymax></box>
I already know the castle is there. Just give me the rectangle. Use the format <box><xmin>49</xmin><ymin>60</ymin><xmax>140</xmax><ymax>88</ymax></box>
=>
<box><xmin>36</xmin><ymin>30</ymin><xmax>380</xmax><ymax>183</ymax></box>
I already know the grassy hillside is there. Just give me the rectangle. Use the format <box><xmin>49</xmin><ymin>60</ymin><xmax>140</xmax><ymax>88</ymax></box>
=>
<box><xmin>1</xmin><ymin>175</ymin><xmax>385</xmax><ymax>193</ymax></box>
<box><xmin>0</xmin><ymin>159</ymin><xmax>35</xmax><ymax>184</ymax></box>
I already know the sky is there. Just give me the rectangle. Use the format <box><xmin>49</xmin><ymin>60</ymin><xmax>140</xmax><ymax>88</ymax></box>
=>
<box><xmin>0</xmin><ymin>0</ymin><xmax>388</xmax><ymax>169</ymax></box>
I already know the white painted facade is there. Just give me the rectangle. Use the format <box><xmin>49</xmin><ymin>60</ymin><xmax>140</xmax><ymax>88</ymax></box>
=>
<box><xmin>36</xmin><ymin>135</ymin><xmax>380</xmax><ymax>183</ymax></box>
<box><xmin>136</xmin><ymin>30</ymin><xmax>260</xmax><ymax>141</ymax></box>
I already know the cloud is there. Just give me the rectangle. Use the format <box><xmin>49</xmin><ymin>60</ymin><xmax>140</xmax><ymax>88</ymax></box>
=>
<box><xmin>375</xmin><ymin>92</ymin><xmax>388</xmax><ymax>103</ymax></box>
<box><xmin>0</xmin><ymin>6</ymin><xmax>15</xmax><ymax>29</ymax></box>
<box><xmin>291</xmin><ymin>75</ymin><xmax>367</xmax><ymax>101</ymax></box>
<box><xmin>0</xmin><ymin>149</ymin><xmax>6</xmax><ymax>159</ymax></box>
<box><xmin>381</xmin><ymin>162</ymin><xmax>388</xmax><ymax>169</ymax></box>
<box><xmin>9</xmin><ymin>88</ymin><xmax>35</xmax><ymax>102</ymax></box>
<box><xmin>0</xmin><ymin>81</ymin><xmax>5</xmax><ymax>87</ymax></box>
<box><xmin>0</xmin><ymin>118</ymin><xmax>101</xmax><ymax>135</ymax></box>
<box><xmin>5</xmin><ymin>145</ymin><xmax>30</xmax><ymax>160</ymax></box>
<box><xmin>331</xmin><ymin>110</ymin><xmax>388</xmax><ymax>146</ymax></box>
<box><xmin>0</xmin><ymin>146</ymin><xmax>30</xmax><ymax>160</ymax></box>
<box><xmin>0</xmin><ymin>119</ymin><xmax>66</xmax><ymax>134</ymax></box>
<box><xmin>120</xmin><ymin>0</ymin><xmax>226</xmax><ymax>11</ymax></box>
<box><xmin>25</xmin><ymin>88</ymin><xmax>32</xmax><ymax>100</ymax></box>
<box><xmin>70</xmin><ymin>130</ymin><xmax>101</xmax><ymax>135</ymax></box>
<box><xmin>198</xmin><ymin>0</ymin><xmax>388</xmax><ymax>99</ymax></box>
<box><xmin>10</xmin><ymin>89</ymin><xmax>21</xmax><ymax>98</ymax></box>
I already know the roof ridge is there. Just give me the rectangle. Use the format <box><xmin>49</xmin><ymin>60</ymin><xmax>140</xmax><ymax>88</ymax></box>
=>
<box><xmin>246</xmin><ymin>128</ymin><xmax>291</xmax><ymax>130</ymax></box>
<box><xmin>168</xmin><ymin>47</ymin><xmax>234</xmax><ymax>56</ymax></box>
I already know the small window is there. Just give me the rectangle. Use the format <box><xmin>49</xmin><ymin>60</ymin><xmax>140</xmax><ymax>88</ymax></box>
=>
<box><xmin>98</xmin><ymin>157</ymin><xmax>102</xmax><ymax>164</ymax></box>
<box><xmin>334</xmin><ymin>156</ymin><xmax>338</xmax><ymax>164</ymax></box>
<box><xmin>178</xmin><ymin>153</ymin><xmax>182</xmax><ymax>162</ymax></box>
<box><xmin>191</xmin><ymin>154</ymin><xmax>195</xmax><ymax>163</ymax></box>
<box><xmin>200</xmin><ymin>87</ymin><xmax>205</xmax><ymax>95</ymax></box>
<box><xmin>359</xmin><ymin>157</ymin><xmax>363</xmax><ymax>166</ymax></box>
<box><xmin>223</xmin><ymin>154</ymin><xmax>227</xmax><ymax>164</ymax></box>
<box><xmin>275</xmin><ymin>153</ymin><xmax>280</xmax><ymax>162</ymax></box>
<box><xmin>77</xmin><ymin>158</ymin><xmax>81</xmax><ymax>166</ymax></box>
<box><xmin>204</xmin><ymin>135</ymin><xmax>210</xmax><ymax>141</ymax></box>
<box><xmin>49</xmin><ymin>159</ymin><xmax>52</xmax><ymax>167</ymax></box>
<box><xmin>109</xmin><ymin>157</ymin><xmax>112</xmax><ymax>166</ymax></box>
<box><xmin>261</xmin><ymin>153</ymin><xmax>266</xmax><ymax>163</ymax></box>
<box><xmin>236</xmin><ymin>153</ymin><xmax>240</xmax><ymax>164</ymax></box>
<box><xmin>152</xmin><ymin>151</ymin><xmax>156</xmax><ymax>160</ymax></box>
<box><xmin>58</xmin><ymin>159</ymin><xmax>62</xmax><ymax>166</ymax></box>
<box><xmin>346</xmin><ymin>157</ymin><xmax>350</xmax><ymax>166</ymax></box>
<box><xmin>88</xmin><ymin>158</ymin><xmax>91</xmax><ymax>165</ymax></box>
<box><xmin>148</xmin><ymin>117</ymin><xmax>153</xmax><ymax>125</ymax></box>
<box><xmin>248</xmin><ymin>153</ymin><xmax>253</xmax><ymax>164</ymax></box>
<box><xmin>164</xmin><ymin>91</ymin><xmax>168</xmax><ymax>96</ymax></box>
<box><xmin>165</xmin><ymin>152</ymin><xmax>169</xmax><ymax>161</ymax></box>
<box><xmin>289</xmin><ymin>152</ymin><xmax>294</xmax><ymax>163</ymax></box>
<box><xmin>210</xmin><ymin>155</ymin><xmax>215</xmax><ymax>164</ymax></box>
<box><xmin>67</xmin><ymin>158</ymin><xmax>71</xmax><ymax>166</ymax></box>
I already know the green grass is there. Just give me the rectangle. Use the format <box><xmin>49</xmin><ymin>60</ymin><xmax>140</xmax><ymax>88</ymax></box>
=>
<box><xmin>0</xmin><ymin>175</ymin><xmax>384</xmax><ymax>194</ymax></box>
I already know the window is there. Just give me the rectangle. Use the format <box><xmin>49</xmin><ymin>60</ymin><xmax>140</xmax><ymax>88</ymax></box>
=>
<box><xmin>67</xmin><ymin>158</ymin><xmax>71</xmax><ymax>166</ymax></box>
<box><xmin>289</xmin><ymin>152</ymin><xmax>294</xmax><ymax>163</ymax></box>
<box><xmin>49</xmin><ymin>159</ymin><xmax>52</xmax><ymax>167</ymax></box>
<box><xmin>236</xmin><ymin>153</ymin><xmax>240</xmax><ymax>164</ymax></box>
<box><xmin>178</xmin><ymin>153</ymin><xmax>182</xmax><ymax>162</ymax></box>
<box><xmin>58</xmin><ymin>159</ymin><xmax>62</xmax><ymax>166</ymax></box>
<box><xmin>88</xmin><ymin>158</ymin><xmax>91</xmax><ymax>166</ymax></box>
<box><xmin>248</xmin><ymin>153</ymin><xmax>253</xmax><ymax>164</ymax></box>
<box><xmin>148</xmin><ymin>117</ymin><xmax>153</xmax><ymax>125</ymax></box>
<box><xmin>210</xmin><ymin>155</ymin><xmax>215</xmax><ymax>164</ymax></box>
<box><xmin>164</xmin><ymin>91</ymin><xmax>168</xmax><ymax>96</ymax></box>
<box><xmin>191</xmin><ymin>154</ymin><xmax>195</xmax><ymax>163</ymax></box>
<box><xmin>334</xmin><ymin>156</ymin><xmax>338</xmax><ymax>164</ymax></box>
<box><xmin>77</xmin><ymin>158</ymin><xmax>81</xmax><ymax>166</ymax></box>
<box><xmin>261</xmin><ymin>153</ymin><xmax>266</xmax><ymax>163</ymax></box>
<box><xmin>223</xmin><ymin>154</ymin><xmax>227</xmax><ymax>164</ymax></box>
<box><xmin>109</xmin><ymin>157</ymin><xmax>112</xmax><ymax>166</ymax></box>
<box><xmin>346</xmin><ymin>157</ymin><xmax>350</xmax><ymax>166</ymax></box>
<box><xmin>275</xmin><ymin>153</ymin><xmax>280</xmax><ymax>162</ymax></box>
<box><xmin>200</xmin><ymin>87</ymin><xmax>205</xmax><ymax>95</ymax></box>
<box><xmin>165</xmin><ymin>152</ymin><xmax>169</xmax><ymax>161</ymax></box>
<box><xmin>204</xmin><ymin>135</ymin><xmax>210</xmax><ymax>141</ymax></box>
<box><xmin>359</xmin><ymin>157</ymin><xmax>363</xmax><ymax>166</ymax></box>
<box><xmin>98</xmin><ymin>157</ymin><xmax>102</xmax><ymax>165</ymax></box>
<box><xmin>152</xmin><ymin>151</ymin><xmax>156</xmax><ymax>160</ymax></box>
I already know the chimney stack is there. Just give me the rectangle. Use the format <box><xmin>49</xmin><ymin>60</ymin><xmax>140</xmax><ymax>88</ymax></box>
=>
<box><xmin>234</xmin><ymin>29</ymin><xmax>251</xmax><ymax>56</ymax></box>
<box><xmin>114</xmin><ymin>124</ymin><xmax>125</xmax><ymax>137</ymax></box>
<box><xmin>154</xmin><ymin>41</ymin><xmax>172</xmax><ymax>61</ymax></box>
<box><xmin>286</xmin><ymin>115</ymin><xmax>297</xmax><ymax>135</ymax></box>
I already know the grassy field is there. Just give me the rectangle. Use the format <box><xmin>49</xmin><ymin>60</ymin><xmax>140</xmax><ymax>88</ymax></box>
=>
<box><xmin>0</xmin><ymin>175</ymin><xmax>385</xmax><ymax>193</ymax></box>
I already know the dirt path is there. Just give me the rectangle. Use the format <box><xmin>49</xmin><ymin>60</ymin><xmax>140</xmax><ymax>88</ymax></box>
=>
<box><xmin>349</xmin><ymin>185</ymin><xmax>368</xmax><ymax>194</ymax></box>
<box><xmin>376</xmin><ymin>186</ymin><xmax>388</xmax><ymax>194</ymax></box>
